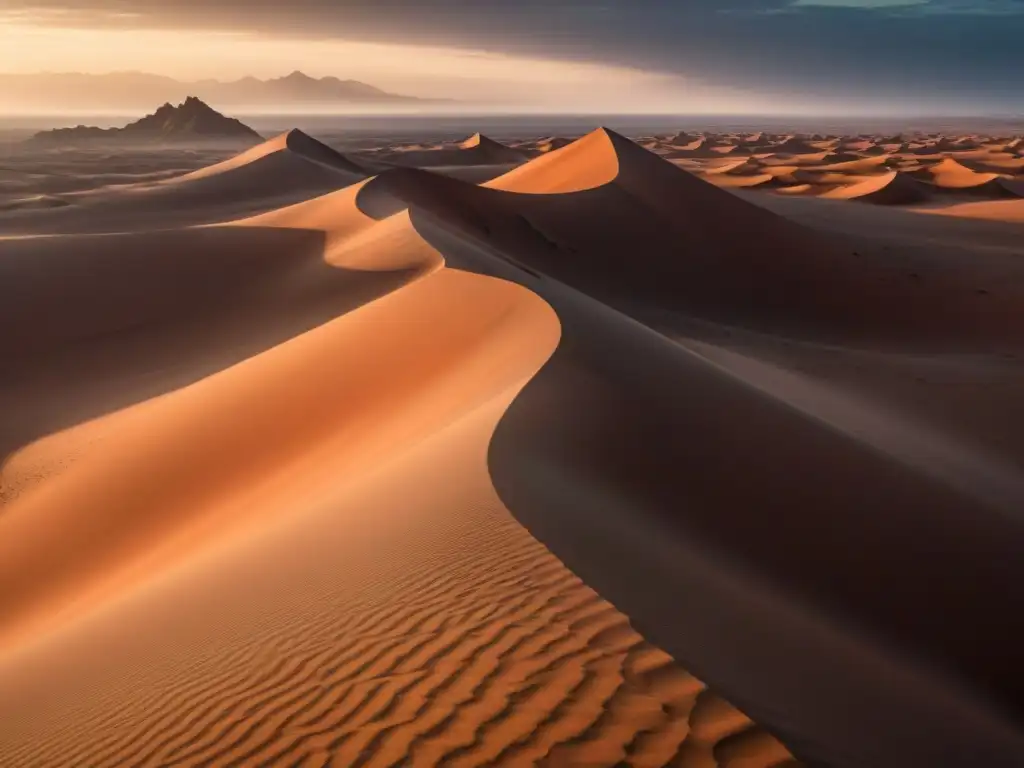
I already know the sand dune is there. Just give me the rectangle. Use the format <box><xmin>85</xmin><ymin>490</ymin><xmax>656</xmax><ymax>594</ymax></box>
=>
<box><xmin>839</xmin><ymin>139</ymin><xmax>877</xmax><ymax>152</ymax></box>
<box><xmin>663</xmin><ymin>139</ymin><xmax>740</xmax><ymax>159</ymax></box>
<box><xmin>692</xmin><ymin>158</ymin><xmax>751</xmax><ymax>175</ymax></box>
<box><xmin>458</xmin><ymin>133</ymin><xmax>533</xmax><ymax>163</ymax></box>
<box><xmin>630</xmin><ymin>129</ymin><xmax>1024</xmax><ymax>211</ymax></box>
<box><xmin>532</xmin><ymin>136</ymin><xmax>575</xmax><ymax>153</ymax></box>
<box><xmin>959</xmin><ymin>155</ymin><xmax>1024</xmax><ymax>173</ymax></box>
<box><xmin>802</xmin><ymin>155</ymin><xmax>890</xmax><ymax>173</ymax></box>
<box><xmin>902</xmin><ymin>157</ymin><xmax>1024</xmax><ymax>198</ymax></box>
<box><xmin>995</xmin><ymin>176</ymin><xmax>1024</xmax><ymax>197</ymax></box>
<box><xmin>666</xmin><ymin>131</ymin><xmax>699</xmax><ymax>145</ymax></box>
<box><xmin>0</xmin><ymin>135</ymin><xmax>800</xmax><ymax>767</ymax></box>
<box><xmin>2</xmin><ymin>123</ymin><xmax>1024</xmax><ymax>768</ymax></box>
<box><xmin>912</xmin><ymin>158</ymin><xmax>1003</xmax><ymax>189</ymax></box>
<box><xmin>382</xmin><ymin>134</ymin><xmax>529</xmax><ymax>168</ymax></box>
<box><xmin>0</xmin><ymin>129</ymin><xmax>365</xmax><ymax>234</ymax></box>
<box><xmin>820</xmin><ymin>171</ymin><xmax>932</xmax><ymax>204</ymax></box>
<box><xmin>767</xmin><ymin>137</ymin><xmax>821</xmax><ymax>155</ymax></box>
<box><xmin>483</xmin><ymin>128</ymin><xmax>1024</xmax><ymax>345</ymax></box>
<box><xmin>700</xmin><ymin>172</ymin><xmax>777</xmax><ymax>189</ymax></box>
<box><xmin>758</xmin><ymin>151</ymin><xmax>836</xmax><ymax>166</ymax></box>
<box><xmin>174</xmin><ymin>128</ymin><xmax>366</xmax><ymax>182</ymax></box>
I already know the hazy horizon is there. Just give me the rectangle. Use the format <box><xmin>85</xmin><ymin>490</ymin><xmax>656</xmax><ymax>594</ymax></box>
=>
<box><xmin>3</xmin><ymin>1</ymin><xmax>1023</xmax><ymax>117</ymax></box>
<box><xmin>3</xmin><ymin>110</ymin><xmax>1022</xmax><ymax>147</ymax></box>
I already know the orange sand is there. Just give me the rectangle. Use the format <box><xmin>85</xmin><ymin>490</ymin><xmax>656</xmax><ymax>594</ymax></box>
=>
<box><xmin>2</xmin><ymin>125</ymin><xmax>1024</xmax><ymax>768</ymax></box>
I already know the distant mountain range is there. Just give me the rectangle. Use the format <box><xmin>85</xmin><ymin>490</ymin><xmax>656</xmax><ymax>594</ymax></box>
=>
<box><xmin>29</xmin><ymin>98</ymin><xmax>263</xmax><ymax>145</ymax></box>
<box><xmin>0</xmin><ymin>71</ymin><xmax>440</xmax><ymax>111</ymax></box>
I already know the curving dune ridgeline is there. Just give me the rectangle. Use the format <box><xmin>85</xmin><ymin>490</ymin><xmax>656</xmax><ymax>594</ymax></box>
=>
<box><xmin>2</xmin><ymin>126</ymin><xmax>1023</xmax><ymax>768</ymax></box>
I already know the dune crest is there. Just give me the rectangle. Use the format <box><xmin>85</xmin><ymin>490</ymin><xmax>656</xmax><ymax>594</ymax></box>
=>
<box><xmin>911</xmin><ymin>157</ymin><xmax>1007</xmax><ymax>194</ymax></box>
<box><xmin>485</xmin><ymin>127</ymin><xmax>625</xmax><ymax>193</ymax></box>
<box><xmin>821</xmin><ymin>171</ymin><xmax>933</xmax><ymax>204</ymax></box>
<box><xmin>172</xmin><ymin>128</ymin><xmax>365</xmax><ymax>182</ymax></box>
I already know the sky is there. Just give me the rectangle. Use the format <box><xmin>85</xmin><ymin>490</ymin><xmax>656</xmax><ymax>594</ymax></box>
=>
<box><xmin>1</xmin><ymin>1</ymin><xmax>1022</xmax><ymax>114</ymax></box>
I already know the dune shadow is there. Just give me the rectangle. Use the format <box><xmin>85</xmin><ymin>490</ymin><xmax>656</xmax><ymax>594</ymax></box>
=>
<box><xmin>0</xmin><ymin>181</ymin><xmax>351</xmax><ymax>236</ymax></box>
<box><xmin>354</xmin><ymin>172</ymin><xmax>417</xmax><ymax>220</ymax></box>
<box><xmin>358</xmin><ymin>163</ymin><xmax>1024</xmax><ymax>351</ymax></box>
<box><xmin>0</xmin><ymin>224</ymin><xmax>423</xmax><ymax>499</ymax></box>
<box><xmin>373</xmin><ymin>165</ymin><xmax>1024</xmax><ymax>767</ymax></box>
<box><xmin>480</xmin><ymin>291</ymin><xmax>1024</xmax><ymax>767</ymax></box>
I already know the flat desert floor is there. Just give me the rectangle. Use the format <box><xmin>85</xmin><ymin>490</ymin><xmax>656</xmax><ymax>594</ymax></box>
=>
<box><xmin>2</xmin><ymin>126</ymin><xmax>1023</xmax><ymax>768</ymax></box>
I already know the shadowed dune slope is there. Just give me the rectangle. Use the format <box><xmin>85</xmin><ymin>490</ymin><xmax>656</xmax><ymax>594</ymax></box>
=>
<box><xmin>453</xmin><ymin>129</ymin><xmax>1024</xmax><ymax>345</ymax></box>
<box><xmin>996</xmin><ymin>176</ymin><xmax>1024</xmax><ymax>197</ymax></box>
<box><xmin>768</xmin><ymin>138</ymin><xmax>821</xmax><ymax>155</ymax></box>
<box><xmin>661</xmin><ymin>140</ymin><xmax>739</xmax><ymax>159</ymax></box>
<box><xmin>364</xmin><ymin>145</ymin><xmax>1024</xmax><ymax>765</ymax></box>
<box><xmin>0</xmin><ymin>218</ymin><xmax>437</xmax><ymax>506</ymax></box>
<box><xmin>694</xmin><ymin>158</ymin><xmax>751</xmax><ymax>176</ymax></box>
<box><xmin>534</xmin><ymin>135</ymin><xmax>575</xmax><ymax>153</ymax></box>
<box><xmin>820</xmin><ymin>171</ymin><xmax>933</xmax><ymax>205</ymax></box>
<box><xmin>803</xmin><ymin>156</ymin><xmax>890</xmax><ymax>174</ymax></box>
<box><xmin>175</xmin><ymin>128</ymin><xmax>366</xmax><ymax>180</ymax></box>
<box><xmin>457</xmin><ymin>133</ymin><xmax>532</xmax><ymax>164</ymax></box>
<box><xmin>362</xmin><ymin>135</ymin><xmax>1024</xmax><ymax>766</ymax></box>
<box><xmin>910</xmin><ymin>158</ymin><xmax>1018</xmax><ymax>198</ymax></box>
<box><xmin>481</xmin><ymin>253</ymin><xmax>1024</xmax><ymax>768</ymax></box>
<box><xmin>700</xmin><ymin>172</ymin><xmax>777</xmax><ymax>189</ymax></box>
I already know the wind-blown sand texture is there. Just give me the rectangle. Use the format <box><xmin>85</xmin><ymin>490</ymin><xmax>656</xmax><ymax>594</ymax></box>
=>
<box><xmin>2</xmin><ymin>125</ymin><xmax>1024</xmax><ymax>768</ymax></box>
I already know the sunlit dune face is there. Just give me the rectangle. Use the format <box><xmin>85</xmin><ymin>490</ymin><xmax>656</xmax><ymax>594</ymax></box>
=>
<box><xmin>0</xmin><ymin>10</ymin><xmax>765</xmax><ymax>113</ymax></box>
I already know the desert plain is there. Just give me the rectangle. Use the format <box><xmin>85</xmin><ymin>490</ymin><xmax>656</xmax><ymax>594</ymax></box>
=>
<box><xmin>2</xmin><ymin>112</ymin><xmax>1024</xmax><ymax>768</ymax></box>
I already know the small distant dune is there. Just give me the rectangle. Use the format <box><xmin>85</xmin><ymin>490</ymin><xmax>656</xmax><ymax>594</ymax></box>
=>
<box><xmin>820</xmin><ymin>171</ymin><xmax>933</xmax><ymax>205</ymax></box>
<box><xmin>529</xmin><ymin>135</ymin><xmax>575</xmax><ymax>154</ymax></box>
<box><xmin>767</xmin><ymin>137</ymin><xmax>822</xmax><ymax>155</ymax></box>
<box><xmin>909</xmin><ymin>158</ymin><xmax>1023</xmax><ymax>198</ymax></box>
<box><xmin>381</xmin><ymin>133</ymin><xmax>529</xmax><ymax>168</ymax></box>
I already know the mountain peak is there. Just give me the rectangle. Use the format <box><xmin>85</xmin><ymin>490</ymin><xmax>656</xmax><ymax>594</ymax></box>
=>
<box><xmin>29</xmin><ymin>97</ymin><xmax>263</xmax><ymax>145</ymax></box>
<box><xmin>122</xmin><ymin>96</ymin><xmax>261</xmax><ymax>141</ymax></box>
<box><xmin>178</xmin><ymin>95</ymin><xmax>219</xmax><ymax>115</ymax></box>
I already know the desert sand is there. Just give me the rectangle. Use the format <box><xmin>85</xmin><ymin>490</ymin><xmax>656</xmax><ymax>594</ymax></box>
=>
<box><xmin>2</xmin><ymin>123</ymin><xmax>1024</xmax><ymax>768</ymax></box>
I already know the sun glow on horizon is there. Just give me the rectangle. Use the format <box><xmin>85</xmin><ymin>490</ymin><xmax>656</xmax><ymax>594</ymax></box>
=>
<box><xmin>0</xmin><ymin>12</ymin><xmax>769</xmax><ymax>114</ymax></box>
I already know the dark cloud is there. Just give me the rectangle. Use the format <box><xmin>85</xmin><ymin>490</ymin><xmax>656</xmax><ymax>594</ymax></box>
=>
<box><xmin>7</xmin><ymin>1</ymin><xmax>1024</xmax><ymax>110</ymax></box>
